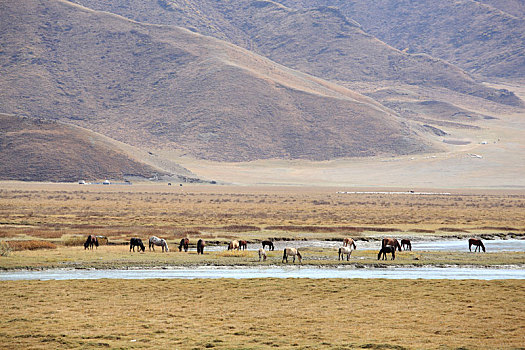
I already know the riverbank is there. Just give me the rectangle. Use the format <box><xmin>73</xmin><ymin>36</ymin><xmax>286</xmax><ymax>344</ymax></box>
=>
<box><xmin>1</xmin><ymin>245</ymin><xmax>524</xmax><ymax>271</ymax></box>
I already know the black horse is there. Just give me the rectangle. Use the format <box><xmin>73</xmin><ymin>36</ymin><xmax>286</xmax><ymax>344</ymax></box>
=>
<box><xmin>197</xmin><ymin>239</ymin><xmax>206</xmax><ymax>255</ymax></box>
<box><xmin>262</xmin><ymin>240</ymin><xmax>274</xmax><ymax>251</ymax></box>
<box><xmin>179</xmin><ymin>238</ymin><xmax>189</xmax><ymax>252</ymax></box>
<box><xmin>130</xmin><ymin>238</ymin><xmax>145</xmax><ymax>252</ymax></box>
<box><xmin>378</xmin><ymin>245</ymin><xmax>396</xmax><ymax>260</ymax></box>
<box><xmin>84</xmin><ymin>235</ymin><xmax>99</xmax><ymax>250</ymax></box>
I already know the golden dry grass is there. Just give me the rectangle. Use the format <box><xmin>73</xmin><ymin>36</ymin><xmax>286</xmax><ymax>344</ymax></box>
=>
<box><xmin>0</xmin><ymin>278</ymin><xmax>523</xmax><ymax>349</ymax></box>
<box><xmin>0</xmin><ymin>185</ymin><xmax>524</xmax><ymax>244</ymax></box>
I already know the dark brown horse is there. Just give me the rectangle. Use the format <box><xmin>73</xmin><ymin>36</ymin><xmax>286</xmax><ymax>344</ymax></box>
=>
<box><xmin>84</xmin><ymin>235</ymin><xmax>98</xmax><ymax>250</ymax></box>
<box><xmin>382</xmin><ymin>238</ymin><xmax>402</xmax><ymax>252</ymax></box>
<box><xmin>178</xmin><ymin>238</ymin><xmax>189</xmax><ymax>252</ymax></box>
<box><xmin>378</xmin><ymin>245</ymin><xmax>396</xmax><ymax>260</ymax></box>
<box><xmin>197</xmin><ymin>239</ymin><xmax>206</xmax><ymax>255</ymax></box>
<box><xmin>469</xmin><ymin>238</ymin><xmax>486</xmax><ymax>252</ymax></box>
<box><xmin>130</xmin><ymin>238</ymin><xmax>145</xmax><ymax>252</ymax></box>
<box><xmin>262</xmin><ymin>240</ymin><xmax>274</xmax><ymax>251</ymax></box>
<box><xmin>239</xmin><ymin>240</ymin><xmax>248</xmax><ymax>250</ymax></box>
<box><xmin>401</xmin><ymin>239</ymin><xmax>412</xmax><ymax>251</ymax></box>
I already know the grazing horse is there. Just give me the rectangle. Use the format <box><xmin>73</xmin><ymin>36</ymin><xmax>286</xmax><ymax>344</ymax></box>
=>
<box><xmin>258</xmin><ymin>248</ymin><xmax>267</xmax><ymax>262</ymax></box>
<box><xmin>262</xmin><ymin>240</ymin><xmax>274</xmax><ymax>251</ymax></box>
<box><xmin>401</xmin><ymin>239</ymin><xmax>412</xmax><ymax>251</ymax></box>
<box><xmin>239</xmin><ymin>240</ymin><xmax>248</xmax><ymax>250</ymax></box>
<box><xmin>343</xmin><ymin>237</ymin><xmax>357</xmax><ymax>250</ymax></box>
<box><xmin>197</xmin><ymin>239</ymin><xmax>206</xmax><ymax>255</ymax></box>
<box><xmin>378</xmin><ymin>245</ymin><xmax>396</xmax><ymax>260</ymax></box>
<box><xmin>84</xmin><ymin>235</ymin><xmax>98</xmax><ymax>250</ymax></box>
<box><xmin>382</xmin><ymin>238</ymin><xmax>402</xmax><ymax>252</ymax></box>
<box><xmin>282</xmin><ymin>247</ymin><xmax>302</xmax><ymax>263</ymax></box>
<box><xmin>129</xmin><ymin>238</ymin><xmax>145</xmax><ymax>252</ymax></box>
<box><xmin>178</xmin><ymin>238</ymin><xmax>189</xmax><ymax>252</ymax></box>
<box><xmin>228</xmin><ymin>240</ymin><xmax>240</xmax><ymax>251</ymax></box>
<box><xmin>469</xmin><ymin>238</ymin><xmax>486</xmax><ymax>252</ymax></box>
<box><xmin>149</xmin><ymin>236</ymin><xmax>169</xmax><ymax>252</ymax></box>
<box><xmin>338</xmin><ymin>246</ymin><xmax>354</xmax><ymax>261</ymax></box>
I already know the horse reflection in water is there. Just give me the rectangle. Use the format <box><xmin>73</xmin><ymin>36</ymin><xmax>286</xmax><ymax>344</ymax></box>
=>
<box><xmin>282</xmin><ymin>247</ymin><xmax>302</xmax><ymax>263</ymax></box>
<box><xmin>149</xmin><ymin>236</ymin><xmax>169</xmax><ymax>252</ymax></box>
<box><xmin>378</xmin><ymin>245</ymin><xmax>396</xmax><ymax>260</ymax></box>
<box><xmin>469</xmin><ymin>238</ymin><xmax>486</xmax><ymax>252</ymax></box>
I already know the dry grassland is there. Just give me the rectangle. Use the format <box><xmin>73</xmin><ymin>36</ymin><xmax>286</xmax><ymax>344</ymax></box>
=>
<box><xmin>1</xmin><ymin>278</ymin><xmax>523</xmax><ymax>349</ymax></box>
<box><xmin>1</xmin><ymin>184</ymin><xmax>524</xmax><ymax>245</ymax></box>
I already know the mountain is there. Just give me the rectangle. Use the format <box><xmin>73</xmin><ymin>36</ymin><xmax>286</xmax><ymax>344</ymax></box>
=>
<box><xmin>0</xmin><ymin>113</ymin><xmax>162</xmax><ymax>182</ymax></box>
<box><xmin>282</xmin><ymin>0</ymin><xmax>525</xmax><ymax>79</ymax></box>
<box><xmin>0</xmin><ymin>0</ymin><xmax>438</xmax><ymax>165</ymax></box>
<box><xmin>68</xmin><ymin>0</ymin><xmax>522</xmax><ymax>107</ymax></box>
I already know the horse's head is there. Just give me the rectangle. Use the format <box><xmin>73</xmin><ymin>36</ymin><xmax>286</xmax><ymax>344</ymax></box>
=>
<box><xmin>297</xmin><ymin>251</ymin><xmax>302</xmax><ymax>262</ymax></box>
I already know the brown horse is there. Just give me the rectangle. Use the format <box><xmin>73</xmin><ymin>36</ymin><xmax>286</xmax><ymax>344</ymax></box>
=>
<box><xmin>382</xmin><ymin>238</ymin><xmax>402</xmax><ymax>252</ymax></box>
<box><xmin>178</xmin><ymin>238</ymin><xmax>189</xmax><ymax>252</ymax></box>
<box><xmin>469</xmin><ymin>238</ymin><xmax>486</xmax><ymax>252</ymax></box>
<box><xmin>378</xmin><ymin>245</ymin><xmax>396</xmax><ymax>260</ymax></box>
<box><xmin>239</xmin><ymin>240</ymin><xmax>248</xmax><ymax>250</ymax></box>
<box><xmin>84</xmin><ymin>235</ymin><xmax>98</xmax><ymax>250</ymax></box>
<box><xmin>401</xmin><ymin>239</ymin><xmax>412</xmax><ymax>251</ymax></box>
<box><xmin>343</xmin><ymin>237</ymin><xmax>357</xmax><ymax>250</ymax></box>
<box><xmin>197</xmin><ymin>239</ymin><xmax>206</xmax><ymax>255</ymax></box>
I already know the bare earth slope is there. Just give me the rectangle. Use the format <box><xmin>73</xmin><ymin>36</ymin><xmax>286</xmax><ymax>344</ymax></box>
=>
<box><xmin>68</xmin><ymin>0</ymin><xmax>522</xmax><ymax>107</ymax></box>
<box><xmin>0</xmin><ymin>114</ymin><xmax>161</xmax><ymax>182</ymax></box>
<box><xmin>0</xmin><ymin>0</ymin><xmax>438</xmax><ymax>162</ymax></box>
<box><xmin>284</xmin><ymin>0</ymin><xmax>525</xmax><ymax>79</ymax></box>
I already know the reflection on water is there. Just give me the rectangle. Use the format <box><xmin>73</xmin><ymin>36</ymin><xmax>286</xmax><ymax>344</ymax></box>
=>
<box><xmin>1</xmin><ymin>267</ymin><xmax>524</xmax><ymax>281</ymax></box>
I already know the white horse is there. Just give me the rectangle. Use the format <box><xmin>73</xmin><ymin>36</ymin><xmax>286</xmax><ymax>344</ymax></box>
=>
<box><xmin>338</xmin><ymin>246</ymin><xmax>354</xmax><ymax>261</ymax></box>
<box><xmin>258</xmin><ymin>248</ymin><xmax>267</xmax><ymax>261</ymax></box>
<box><xmin>282</xmin><ymin>247</ymin><xmax>302</xmax><ymax>263</ymax></box>
<box><xmin>228</xmin><ymin>240</ymin><xmax>240</xmax><ymax>251</ymax></box>
<box><xmin>149</xmin><ymin>236</ymin><xmax>169</xmax><ymax>252</ymax></box>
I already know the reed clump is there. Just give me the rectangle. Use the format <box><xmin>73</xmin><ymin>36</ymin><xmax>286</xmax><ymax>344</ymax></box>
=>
<box><xmin>6</xmin><ymin>240</ymin><xmax>57</xmax><ymax>251</ymax></box>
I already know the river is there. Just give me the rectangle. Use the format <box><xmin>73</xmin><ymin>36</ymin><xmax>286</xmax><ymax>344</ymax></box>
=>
<box><xmin>1</xmin><ymin>266</ymin><xmax>523</xmax><ymax>281</ymax></box>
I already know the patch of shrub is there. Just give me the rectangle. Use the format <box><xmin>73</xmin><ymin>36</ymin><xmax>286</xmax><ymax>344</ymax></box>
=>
<box><xmin>6</xmin><ymin>240</ymin><xmax>57</xmax><ymax>251</ymax></box>
<box><xmin>0</xmin><ymin>241</ymin><xmax>12</xmax><ymax>256</ymax></box>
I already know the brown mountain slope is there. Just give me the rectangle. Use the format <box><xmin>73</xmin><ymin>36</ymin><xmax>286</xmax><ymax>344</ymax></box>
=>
<box><xmin>0</xmin><ymin>0</ymin><xmax>438</xmax><ymax>162</ymax></box>
<box><xmin>283</xmin><ymin>0</ymin><xmax>525</xmax><ymax>79</ymax></box>
<box><xmin>0</xmin><ymin>114</ymin><xmax>162</xmax><ymax>182</ymax></box>
<box><xmin>68</xmin><ymin>0</ymin><xmax>522</xmax><ymax>107</ymax></box>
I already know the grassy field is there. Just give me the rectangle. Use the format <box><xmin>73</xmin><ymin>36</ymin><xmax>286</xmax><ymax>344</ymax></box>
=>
<box><xmin>1</xmin><ymin>183</ymin><xmax>524</xmax><ymax>245</ymax></box>
<box><xmin>1</xmin><ymin>278</ymin><xmax>524</xmax><ymax>349</ymax></box>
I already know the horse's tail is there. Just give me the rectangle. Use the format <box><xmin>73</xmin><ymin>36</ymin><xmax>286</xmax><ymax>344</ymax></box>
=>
<box><xmin>480</xmin><ymin>241</ymin><xmax>486</xmax><ymax>252</ymax></box>
<box><xmin>396</xmin><ymin>240</ymin><xmax>402</xmax><ymax>252</ymax></box>
<box><xmin>297</xmin><ymin>250</ymin><xmax>302</xmax><ymax>262</ymax></box>
<box><xmin>377</xmin><ymin>249</ymin><xmax>382</xmax><ymax>260</ymax></box>
<box><xmin>408</xmin><ymin>241</ymin><xmax>412</xmax><ymax>251</ymax></box>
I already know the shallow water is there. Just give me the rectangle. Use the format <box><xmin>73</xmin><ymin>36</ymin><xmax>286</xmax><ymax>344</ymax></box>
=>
<box><xmin>203</xmin><ymin>239</ymin><xmax>525</xmax><ymax>252</ymax></box>
<box><xmin>1</xmin><ymin>266</ymin><xmax>524</xmax><ymax>281</ymax></box>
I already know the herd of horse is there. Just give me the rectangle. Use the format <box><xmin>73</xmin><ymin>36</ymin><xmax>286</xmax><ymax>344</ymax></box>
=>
<box><xmin>85</xmin><ymin>235</ymin><xmax>488</xmax><ymax>263</ymax></box>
